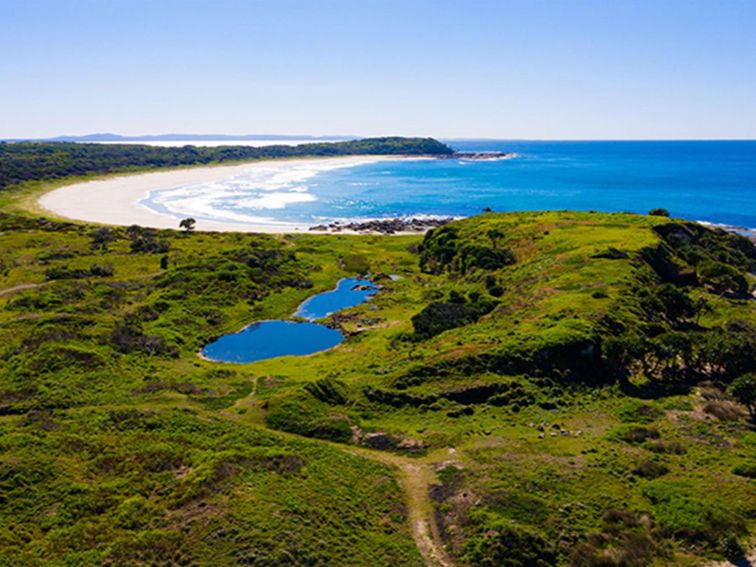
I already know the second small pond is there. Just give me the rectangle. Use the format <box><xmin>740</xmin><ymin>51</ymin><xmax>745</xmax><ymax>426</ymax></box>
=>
<box><xmin>202</xmin><ymin>277</ymin><xmax>378</xmax><ymax>364</ymax></box>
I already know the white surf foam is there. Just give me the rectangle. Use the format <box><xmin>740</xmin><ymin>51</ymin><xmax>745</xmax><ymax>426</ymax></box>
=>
<box><xmin>143</xmin><ymin>158</ymin><xmax>384</xmax><ymax>225</ymax></box>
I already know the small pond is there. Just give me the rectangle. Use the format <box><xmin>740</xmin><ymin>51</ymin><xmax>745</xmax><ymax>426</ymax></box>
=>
<box><xmin>295</xmin><ymin>277</ymin><xmax>377</xmax><ymax>320</ymax></box>
<box><xmin>202</xmin><ymin>277</ymin><xmax>378</xmax><ymax>363</ymax></box>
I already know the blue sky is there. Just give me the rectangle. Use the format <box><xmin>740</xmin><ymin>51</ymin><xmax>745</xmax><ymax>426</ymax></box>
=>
<box><xmin>2</xmin><ymin>0</ymin><xmax>755</xmax><ymax>139</ymax></box>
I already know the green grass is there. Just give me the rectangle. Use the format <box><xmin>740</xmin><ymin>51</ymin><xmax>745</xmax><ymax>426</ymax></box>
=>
<box><xmin>0</xmin><ymin>208</ymin><xmax>754</xmax><ymax>565</ymax></box>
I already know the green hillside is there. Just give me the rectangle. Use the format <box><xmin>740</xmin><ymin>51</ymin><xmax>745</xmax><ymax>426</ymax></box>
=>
<box><xmin>0</xmin><ymin>207</ymin><xmax>754</xmax><ymax>565</ymax></box>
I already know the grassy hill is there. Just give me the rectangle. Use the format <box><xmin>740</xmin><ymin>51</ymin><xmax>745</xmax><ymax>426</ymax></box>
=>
<box><xmin>0</xmin><ymin>209</ymin><xmax>754</xmax><ymax>565</ymax></box>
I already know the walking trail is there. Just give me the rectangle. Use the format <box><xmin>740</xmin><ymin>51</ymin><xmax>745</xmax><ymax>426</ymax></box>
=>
<box><xmin>228</xmin><ymin>393</ymin><xmax>455</xmax><ymax>566</ymax></box>
<box><xmin>349</xmin><ymin>447</ymin><xmax>455</xmax><ymax>567</ymax></box>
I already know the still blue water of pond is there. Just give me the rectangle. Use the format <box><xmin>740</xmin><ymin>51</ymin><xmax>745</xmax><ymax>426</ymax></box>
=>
<box><xmin>202</xmin><ymin>278</ymin><xmax>377</xmax><ymax>363</ymax></box>
<box><xmin>295</xmin><ymin>278</ymin><xmax>377</xmax><ymax>320</ymax></box>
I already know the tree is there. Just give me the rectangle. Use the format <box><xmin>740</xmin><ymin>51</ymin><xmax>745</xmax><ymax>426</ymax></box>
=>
<box><xmin>487</xmin><ymin>229</ymin><xmax>505</xmax><ymax>248</ymax></box>
<box><xmin>728</xmin><ymin>373</ymin><xmax>756</xmax><ymax>419</ymax></box>
<box><xmin>698</xmin><ymin>261</ymin><xmax>749</xmax><ymax>295</ymax></box>
<box><xmin>179</xmin><ymin>218</ymin><xmax>196</xmax><ymax>232</ymax></box>
<box><xmin>640</xmin><ymin>283</ymin><xmax>696</xmax><ymax>323</ymax></box>
<box><xmin>89</xmin><ymin>227</ymin><xmax>117</xmax><ymax>251</ymax></box>
<box><xmin>649</xmin><ymin>208</ymin><xmax>670</xmax><ymax>217</ymax></box>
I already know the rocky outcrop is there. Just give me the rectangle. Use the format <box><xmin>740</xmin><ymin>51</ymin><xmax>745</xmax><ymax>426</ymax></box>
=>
<box><xmin>440</xmin><ymin>152</ymin><xmax>517</xmax><ymax>160</ymax></box>
<box><xmin>309</xmin><ymin>217</ymin><xmax>452</xmax><ymax>234</ymax></box>
<box><xmin>351</xmin><ymin>426</ymin><xmax>426</xmax><ymax>452</ymax></box>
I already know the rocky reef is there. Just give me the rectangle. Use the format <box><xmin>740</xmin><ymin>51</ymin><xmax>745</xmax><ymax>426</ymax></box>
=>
<box><xmin>309</xmin><ymin>217</ymin><xmax>453</xmax><ymax>234</ymax></box>
<box><xmin>442</xmin><ymin>151</ymin><xmax>517</xmax><ymax>160</ymax></box>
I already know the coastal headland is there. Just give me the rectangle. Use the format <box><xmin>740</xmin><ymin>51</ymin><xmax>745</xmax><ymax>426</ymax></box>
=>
<box><xmin>0</xmin><ymin>137</ymin><xmax>754</xmax><ymax>565</ymax></box>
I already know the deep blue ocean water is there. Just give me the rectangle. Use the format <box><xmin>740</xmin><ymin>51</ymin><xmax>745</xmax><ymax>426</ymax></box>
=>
<box><xmin>146</xmin><ymin>140</ymin><xmax>756</xmax><ymax>231</ymax></box>
<box><xmin>304</xmin><ymin>140</ymin><xmax>756</xmax><ymax>229</ymax></box>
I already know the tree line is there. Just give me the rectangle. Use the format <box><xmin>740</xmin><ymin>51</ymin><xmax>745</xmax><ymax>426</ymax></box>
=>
<box><xmin>0</xmin><ymin>137</ymin><xmax>453</xmax><ymax>191</ymax></box>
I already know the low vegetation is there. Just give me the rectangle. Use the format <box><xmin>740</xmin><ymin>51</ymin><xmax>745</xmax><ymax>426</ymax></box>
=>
<box><xmin>0</xmin><ymin>155</ymin><xmax>754</xmax><ymax>564</ymax></box>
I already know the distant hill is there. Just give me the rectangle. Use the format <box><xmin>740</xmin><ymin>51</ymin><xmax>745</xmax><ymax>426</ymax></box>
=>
<box><xmin>2</xmin><ymin>133</ymin><xmax>356</xmax><ymax>143</ymax></box>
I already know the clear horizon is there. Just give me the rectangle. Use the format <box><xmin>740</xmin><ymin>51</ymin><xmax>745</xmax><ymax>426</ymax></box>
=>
<box><xmin>6</xmin><ymin>134</ymin><xmax>756</xmax><ymax>142</ymax></box>
<box><xmin>2</xmin><ymin>0</ymin><xmax>756</xmax><ymax>140</ymax></box>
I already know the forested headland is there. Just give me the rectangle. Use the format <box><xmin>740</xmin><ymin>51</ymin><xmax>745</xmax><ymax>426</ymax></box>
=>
<box><xmin>0</xmin><ymin>137</ymin><xmax>453</xmax><ymax>191</ymax></box>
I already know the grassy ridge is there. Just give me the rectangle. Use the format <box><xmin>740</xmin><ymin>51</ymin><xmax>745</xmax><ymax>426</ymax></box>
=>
<box><xmin>0</xmin><ymin>209</ymin><xmax>754</xmax><ymax>565</ymax></box>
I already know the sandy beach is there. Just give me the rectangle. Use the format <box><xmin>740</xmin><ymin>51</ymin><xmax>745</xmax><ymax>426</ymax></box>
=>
<box><xmin>38</xmin><ymin>156</ymin><xmax>401</xmax><ymax>233</ymax></box>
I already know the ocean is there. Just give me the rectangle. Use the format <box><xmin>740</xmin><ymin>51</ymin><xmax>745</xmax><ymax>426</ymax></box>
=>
<box><xmin>142</xmin><ymin>140</ymin><xmax>756</xmax><ymax>231</ymax></box>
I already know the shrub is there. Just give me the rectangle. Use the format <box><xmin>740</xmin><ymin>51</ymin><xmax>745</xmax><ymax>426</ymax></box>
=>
<box><xmin>114</xmin><ymin>496</ymin><xmax>154</xmax><ymax>530</ymax></box>
<box><xmin>645</xmin><ymin>440</ymin><xmax>686</xmax><ymax>455</ymax></box>
<box><xmin>648</xmin><ymin>208</ymin><xmax>670</xmax><ymax>217</ymax></box>
<box><xmin>44</xmin><ymin>266</ymin><xmax>89</xmax><ymax>280</ymax></box>
<box><xmin>698</xmin><ymin>261</ymin><xmax>749</xmax><ymax>295</ymax></box>
<box><xmin>411</xmin><ymin>290</ymin><xmax>497</xmax><ymax>339</ymax></box>
<box><xmin>21</xmin><ymin>344</ymin><xmax>107</xmax><ymax>374</ymax></box>
<box><xmin>130</xmin><ymin>236</ymin><xmax>170</xmax><ymax>254</ymax></box>
<box><xmin>457</xmin><ymin>244</ymin><xmax>516</xmax><ymax>274</ymax></box>
<box><xmin>411</xmin><ymin>302</ymin><xmax>480</xmax><ymax>339</ymax></box>
<box><xmin>617</xmin><ymin>401</ymin><xmax>663</xmax><ymax>423</ymax></box>
<box><xmin>447</xmin><ymin>405</ymin><xmax>474</xmax><ymax>417</ymax></box>
<box><xmin>419</xmin><ymin>226</ymin><xmax>461</xmax><ymax>274</ymax></box>
<box><xmin>304</xmin><ymin>377</ymin><xmax>349</xmax><ymax>405</ymax></box>
<box><xmin>640</xmin><ymin>283</ymin><xmax>697</xmax><ymax>323</ymax></box>
<box><xmin>702</xmin><ymin>399</ymin><xmax>743</xmax><ymax>421</ymax></box>
<box><xmin>111</xmin><ymin>323</ymin><xmax>178</xmax><ymax>357</ymax></box>
<box><xmin>731</xmin><ymin>462</ymin><xmax>756</xmax><ymax>479</ymax></box>
<box><xmin>632</xmin><ymin>459</ymin><xmax>669</xmax><ymax>479</ymax></box>
<box><xmin>698</xmin><ymin>323</ymin><xmax>756</xmax><ymax>380</ymax></box>
<box><xmin>728</xmin><ymin>373</ymin><xmax>756</xmax><ymax>419</ymax></box>
<box><xmin>488</xmin><ymin>383</ymin><xmax>534</xmax><ymax>408</ymax></box>
<box><xmin>462</xmin><ymin>519</ymin><xmax>556</xmax><ymax>567</ymax></box>
<box><xmin>602</xmin><ymin>333</ymin><xmax>647</xmax><ymax>373</ymax></box>
<box><xmin>340</xmin><ymin>254</ymin><xmax>370</xmax><ymax>274</ymax></box>
<box><xmin>488</xmin><ymin>284</ymin><xmax>504</xmax><ymax>297</ymax></box>
<box><xmin>89</xmin><ymin>263</ymin><xmax>114</xmax><ymax>277</ymax></box>
<box><xmin>419</xmin><ymin>225</ymin><xmax>516</xmax><ymax>274</ymax></box>
<box><xmin>615</xmin><ymin>426</ymin><xmax>660</xmax><ymax>444</ymax></box>
<box><xmin>264</xmin><ymin>395</ymin><xmax>352</xmax><ymax>442</ymax></box>
<box><xmin>592</xmin><ymin>247</ymin><xmax>629</xmax><ymax>259</ymax></box>
<box><xmin>89</xmin><ymin>227</ymin><xmax>117</xmax><ymax>250</ymax></box>
<box><xmin>572</xmin><ymin>509</ymin><xmax>662</xmax><ymax>567</ymax></box>
<box><xmin>643</xmin><ymin>481</ymin><xmax>746</xmax><ymax>546</ymax></box>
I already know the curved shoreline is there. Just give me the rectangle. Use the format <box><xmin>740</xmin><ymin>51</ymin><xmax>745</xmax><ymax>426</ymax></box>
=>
<box><xmin>37</xmin><ymin>155</ymin><xmax>410</xmax><ymax>233</ymax></box>
<box><xmin>34</xmin><ymin>155</ymin><xmax>756</xmax><ymax>239</ymax></box>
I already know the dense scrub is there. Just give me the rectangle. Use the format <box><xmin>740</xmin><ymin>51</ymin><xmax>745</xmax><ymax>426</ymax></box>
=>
<box><xmin>411</xmin><ymin>290</ymin><xmax>497</xmax><ymax>339</ymax></box>
<box><xmin>419</xmin><ymin>225</ymin><xmax>517</xmax><ymax>275</ymax></box>
<box><xmin>254</xmin><ymin>211</ymin><xmax>755</xmax><ymax>565</ymax></box>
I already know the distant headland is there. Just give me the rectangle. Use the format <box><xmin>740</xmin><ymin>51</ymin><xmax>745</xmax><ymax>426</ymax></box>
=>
<box><xmin>1</xmin><ymin>132</ymin><xmax>356</xmax><ymax>143</ymax></box>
